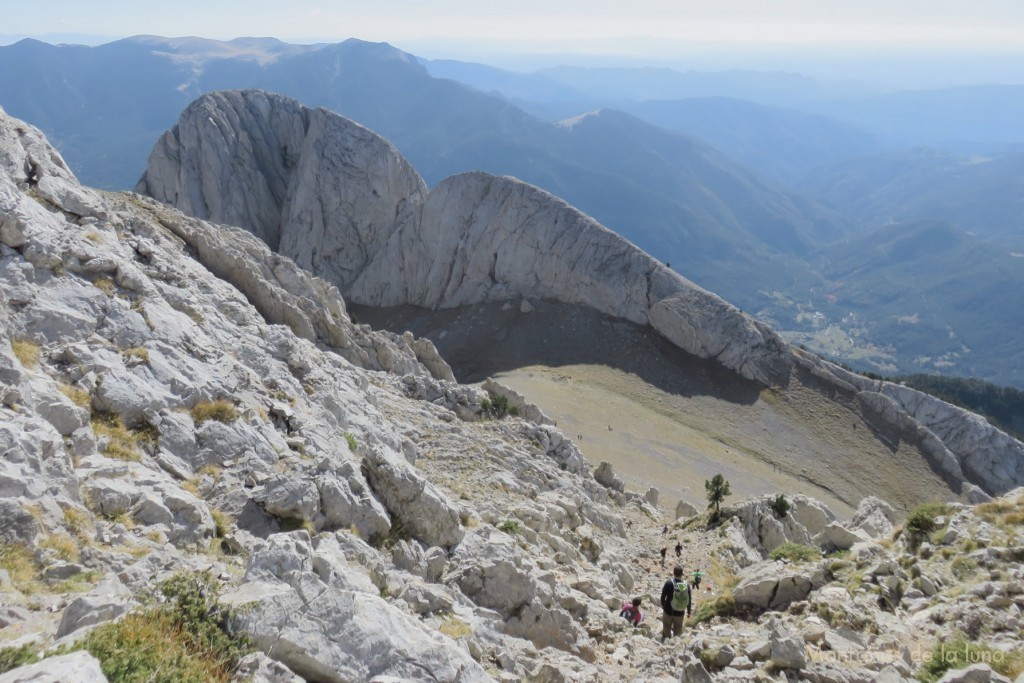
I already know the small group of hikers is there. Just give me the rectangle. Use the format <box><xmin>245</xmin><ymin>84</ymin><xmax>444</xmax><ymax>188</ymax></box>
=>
<box><xmin>619</xmin><ymin>566</ymin><xmax>705</xmax><ymax>641</ymax></box>
<box><xmin>659</xmin><ymin>541</ymin><xmax>684</xmax><ymax>565</ymax></box>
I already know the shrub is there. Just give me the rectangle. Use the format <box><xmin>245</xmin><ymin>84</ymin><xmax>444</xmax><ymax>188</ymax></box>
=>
<box><xmin>688</xmin><ymin>594</ymin><xmax>736</xmax><ymax>625</ymax></box>
<box><xmin>190</xmin><ymin>400</ymin><xmax>239</xmax><ymax>425</ymax></box>
<box><xmin>12</xmin><ymin>339</ymin><xmax>40</xmax><ymax>368</ymax></box>
<box><xmin>771</xmin><ymin>493</ymin><xmax>791</xmax><ymax>518</ymax></box>
<box><xmin>344</xmin><ymin>432</ymin><xmax>358</xmax><ymax>452</ymax></box>
<box><xmin>917</xmin><ymin>638</ymin><xmax>1024</xmax><ymax>682</ymax></box>
<box><xmin>498</xmin><ymin>519</ymin><xmax>521</xmax><ymax>535</ymax></box>
<box><xmin>0</xmin><ymin>642</ymin><xmax>41</xmax><ymax>674</ymax></box>
<box><xmin>905</xmin><ymin>503</ymin><xmax>949</xmax><ymax>536</ymax></box>
<box><xmin>769</xmin><ymin>543</ymin><xmax>821</xmax><ymax>563</ymax></box>
<box><xmin>77</xmin><ymin>571</ymin><xmax>252</xmax><ymax>683</ymax></box>
<box><xmin>480</xmin><ymin>394</ymin><xmax>518</xmax><ymax>419</ymax></box>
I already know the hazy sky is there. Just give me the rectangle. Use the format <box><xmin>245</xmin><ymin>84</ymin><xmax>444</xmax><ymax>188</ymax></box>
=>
<box><xmin>5</xmin><ymin>0</ymin><xmax>1024</xmax><ymax>83</ymax></box>
<box><xmin>7</xmin><ymin>0</ymin><xmax>1024</xmax><ymax>50</ymax></box>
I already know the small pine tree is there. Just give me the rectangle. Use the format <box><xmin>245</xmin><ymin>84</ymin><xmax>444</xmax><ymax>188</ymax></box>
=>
<box><xmin>771</xmin><ymin>493</ymin><xmax>791</xmax><ymax>518</ymax></box>
<box><xmin>705</xmin><ymin>474</ymin><xmax>732</xmax><ymax>522</ymax></box>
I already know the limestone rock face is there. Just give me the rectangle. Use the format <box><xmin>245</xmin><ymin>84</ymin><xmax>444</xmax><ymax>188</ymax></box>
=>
<box><xmin>0</xmin><ymin>652</ymin><xmax>108</xmax><ymax>683</ymax></box>
<box><xmin>139</xmin><ymin>91</ymin><xmax>795</xmax><ymax>388</ymax></box>
<box><xmin>140</xmin><ymin>90</ymin><xmax>1024</xmax><ymax>496</ymax></box>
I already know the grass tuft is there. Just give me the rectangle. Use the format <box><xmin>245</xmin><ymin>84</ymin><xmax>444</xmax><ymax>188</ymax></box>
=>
<box><xmin>190</xmin><ymin>400</ymin><xmax>239</xmax><ymax>426</ymax></box>
<box><xmin>76</xmin><ymin>571</ymin><xmax>253</xmax><ymax>683</ymax></box>
<box><xmin>40</xmin><ymin>532</ymin><xmax>80</xmax><ymax>563</ymax></box>
<box><xmin>91</xmin><ymin>412</ymin><xmax>142</xmax><ymax>461</ymax></box>
<box><xmin>439</xmin><ymin>617</ymin><xmax>471</xmax><ymax>639</ymax></box>
<box><xmin>93</xmin><ymin>278</ymin><xmax>116</xmax><ymax>297</ymax></box>
<box><xmin>12</xmin><ymin>339</ymin><xmax>40</xmax><ymax>368</ymax></box>
<box><xmin>769</xmin><ymin>542</ymin><xmax>821</xmax><ymax>563</ymax></box>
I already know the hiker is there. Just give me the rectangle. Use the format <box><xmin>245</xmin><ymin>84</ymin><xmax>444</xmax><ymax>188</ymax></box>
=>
<box><xmin>660</xmin><ymin>566</ymin><xmax>692</xmax><ymax>641</ymax></box>
<box><xmin>691</xmin><ymin>569</ymin><xmax>703</xmax><ymax>590</ymax></box>
<box><xmin>659</xmin><ymin>547</ymin><xmax>667</xmax><ymax>565</ymax></box>
<box><xmin>662</xmin><ymin>525</ymin><xmax>668</xmax><ymax>535</ymax></box>
<box><xmin>619</xmin><ymin>597</ymin><xmax>644</xmax><ymax>626</ymax></box>
<box><xmin>674</xmin><ymin>541</ymin><xmax>682</xmax><ymax>558</ymax></box>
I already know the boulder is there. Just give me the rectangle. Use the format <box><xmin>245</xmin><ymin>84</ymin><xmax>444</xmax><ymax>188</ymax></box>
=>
<box><xmin>594</xmin><ymin>461</ymin><xmax>625</xmax><ymax>493</ymax></box>
<box><xmin>849</xmin><ymin>496</ymin><xmax>898</xmax><ymax>539</ymax></box>
<box><xmin>675</xmin><ymin>500</ymin><xmax>699</xmax><ymax>519</ymax></box>
<box><xmin>733</xmin><ymin>562</ymin><xmax>817</xmax><ymax>610</ymax></box>
<box><xmin>0</xmin><ymin>652</ymin><xmax>107</xmax><ymax>683</ymax></box>
<box><xmin>223</xmin><ymin>572</ymin><xmax>490</xmax><ymax>683</ymax></box>
<box><xmin>362</xmin><ymin>446</ymin><xmax>464</xmax><ymax>548</ymax></box>
<box><xmin>814</xmin><ymin>522</ymin><xmax>871</xmax><ymax>552</ymax></box>
<box><xmin>769</xmin><ymin>622</ymin><xmax>806</xmax><ymax>670</ymax></box>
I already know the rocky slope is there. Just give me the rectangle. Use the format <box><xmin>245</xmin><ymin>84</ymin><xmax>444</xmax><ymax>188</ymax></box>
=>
<box><xmin>138</xmin><ymin>89</ymin><xmax>1024</xmax><ymax>501</ymax></box>
<box><xmin>1</xmin><ymin>105</ymin><xmax>1023</xmax><ymax>683</ymax></box>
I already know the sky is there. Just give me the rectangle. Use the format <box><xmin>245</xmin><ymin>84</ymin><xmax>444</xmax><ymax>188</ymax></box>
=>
<box><xmin>4</xmin><ymin>0</ymin><xmax>1024</xmax><ymax>81</ymax></box>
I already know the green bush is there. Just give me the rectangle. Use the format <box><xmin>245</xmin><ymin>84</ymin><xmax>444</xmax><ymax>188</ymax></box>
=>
<box><xmin>344</xmin><ymin>432</ymin><xmax>358</xmax><ymax>452</ymax></box>
<box><xmin>0</xmin><ymin>643</ymin><xmax>41</xmax><ymax>674</ymax></box>
<box><xmin>771</xmin><ymin>493</ymin><xmax>790</xmax><ymax>518</ymax></box>
<box><xmin>906</xmin><ymin>503</ymin><xmax>949</xmax><ymax>536</ymax></box>
<box><xmin>769</xmin><ymin>542</ymin><xmax>821</xmax><ymax>563</ymax></box>
<box><xmin>480</xmin><ymin>395</ymin><xmax>518</xmax><ymax>419</ymax></box>
<box><xmin>77</xmin><ymin>571</ymin><xmax>252</xmax><ymax>683</ymax></box>
<box><xmin>688</xmin><ymin>594</ymin><xmax>736</xmax><ymax>625</ymax></box>
<box><xmin>498</xmin><ymin>519</ymin><xmax>521</xmax><ymax>535</ymax></box>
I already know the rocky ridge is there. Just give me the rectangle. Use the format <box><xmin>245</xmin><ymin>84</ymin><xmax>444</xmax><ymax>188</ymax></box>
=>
<box><xmin>138</xmin><ymin>89</ymin><xmax>1024</xmax><ymax>500</ymax></box>
<box><xmin>1</xmin><ymin>104</ymin><xmax>1022</xmax><ymax>683</ymax></box>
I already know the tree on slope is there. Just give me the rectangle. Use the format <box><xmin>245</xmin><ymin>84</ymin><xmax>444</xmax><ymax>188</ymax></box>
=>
<box><xmin>705</xmin><ymin>474</ymin><xmax>732</xmax><ymax>522</ymax></box>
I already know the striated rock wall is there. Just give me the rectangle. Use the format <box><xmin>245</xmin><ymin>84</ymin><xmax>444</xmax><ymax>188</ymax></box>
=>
<box><xmin>137</xmin><ymin>90</ymin><xmax>1024</xmax><ymax>497</ymax></box>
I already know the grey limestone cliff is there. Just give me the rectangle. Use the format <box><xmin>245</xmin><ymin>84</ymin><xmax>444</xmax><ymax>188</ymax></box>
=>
<box><xmin>138</xmin><ymin>89</ymin><xmax>1024</xmax><ymax>497</ymax></box>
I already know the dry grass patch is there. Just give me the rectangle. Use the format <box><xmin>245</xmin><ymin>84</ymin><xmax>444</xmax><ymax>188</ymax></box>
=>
<box><xmin>121</xmin><ymin>347</ymin><xmax>149</xmax><ymax>364</ymax></box>
<box><xmin>40</xmin><ymin>533</ymin><xmax>79</xmax><ymax>562</ymax></box>
<box><xmin>59</xmin><ymin>383</ymin><xmax>91</xmax><ymax>409</ymax></box>
<box><xmin>93</xmin><ymin>278</ymin><xmax>116</xmax><ymax>297</ymax></box>
<box><xmin>439</xmin><ymin>617</ymin><xmax>472</xmax><ymax>639</ymax></box>
<box><xmin>11</xmin><ymin>339</ymin><xmax>40</xmax><ymax>368</ymax></box>
<box><xmin>63</xmin><ymin>506</ymin><xmax>95</xmax><ymax>540</ymax></box>
<box><xmin>0</xmin><ymin>543</ymin><xmax>37</xmax><ymax>586</ymax></box>
<box><xmin>190</xmin><ymin>400</ymin><xmax>239</xmax><ymax>425</ymax></box>
<box><xmin>84</xmin><ymin>231</ymin><xmax>102</xmax><ymax>244</ymax></box>
<box><xmin>91</xmin><ymin>412</ymin><xmax>142</xmax><ymax>461</ymax></box>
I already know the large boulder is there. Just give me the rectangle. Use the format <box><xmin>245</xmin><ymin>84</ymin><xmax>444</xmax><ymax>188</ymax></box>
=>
<box><xmin>223</xmin><ymin>573</ymin><xmax>490</xmax><ymax>683</ymax></box>
<box><xmin>362</xmin><ymin>446</ymin><xmax>464</xmax><ymax>548</ymax></box>
<box><xmin>0</xmin><ymin>652</ymin><xmax>108</xmax><ymax>683</ymax></box>
<box><xmin>733</xmin><ymin>562</ymin><xmax>823</xmax><ymax>610</ymax></box>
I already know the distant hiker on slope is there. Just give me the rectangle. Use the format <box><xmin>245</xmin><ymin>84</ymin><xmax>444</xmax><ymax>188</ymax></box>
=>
<box><xmin>674</xmin><ymin>541</ymin><xmax>682</xmax><ymax>558</ymax></box>
<box><xmin>660</xmin><ymin>566</ymin><xmax>692</xmax><ymax>642</ymax></box>
<box><xmin>660</xmin><ymin>547</ymin><xmax>667</xmax><ymax>565</ymax></box>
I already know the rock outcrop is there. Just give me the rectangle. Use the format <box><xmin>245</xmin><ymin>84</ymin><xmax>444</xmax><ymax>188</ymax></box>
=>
<box><xmin>138</xmin><ymin>89</ymin><xmax>1024</xmax><ymax>498</ymax></box>
<box><xmin>139</xmin><ymin>90</ymin><xmax>794</xmax><ymax>388</ymax></box>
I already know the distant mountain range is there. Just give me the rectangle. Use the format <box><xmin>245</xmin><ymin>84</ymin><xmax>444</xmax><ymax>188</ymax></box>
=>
<box><xmin>799</xmin><ymin>148</ymin><xmax>1024</xmax><ymax>247</ymax></box>
<box><xmin>1</xmin><ymin>35</ymin><xmax>1023</xmax><ymax>387</ymax></box>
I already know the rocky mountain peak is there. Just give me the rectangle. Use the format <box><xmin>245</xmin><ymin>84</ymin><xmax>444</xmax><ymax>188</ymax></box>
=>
<box><xmin>1</xmin><ymin>100</ymin><xmax>1023</xmax><ymax>683</ymax></box>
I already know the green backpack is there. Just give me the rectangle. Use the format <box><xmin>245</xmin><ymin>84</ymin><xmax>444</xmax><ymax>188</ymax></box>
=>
<box><xmin>670</xmin><ymin>580</ymin><xmax>690</xmax><ymax>612</ymax></box>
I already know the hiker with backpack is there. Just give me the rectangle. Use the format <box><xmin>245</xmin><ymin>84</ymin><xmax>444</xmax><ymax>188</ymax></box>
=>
<box><xmin>619</xmin><ymin>597</ymin><xmax>644</xmax><ymax>626</ymax></box>
<box><xmin>691</xmin><ymin>569</ymin><xmax>703</xmax><ymax>590</ymax></box>
<box><xmin>659</xmin><ymin>566</ymin><xmax>692</xmax><ymax>641</ymax></box>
